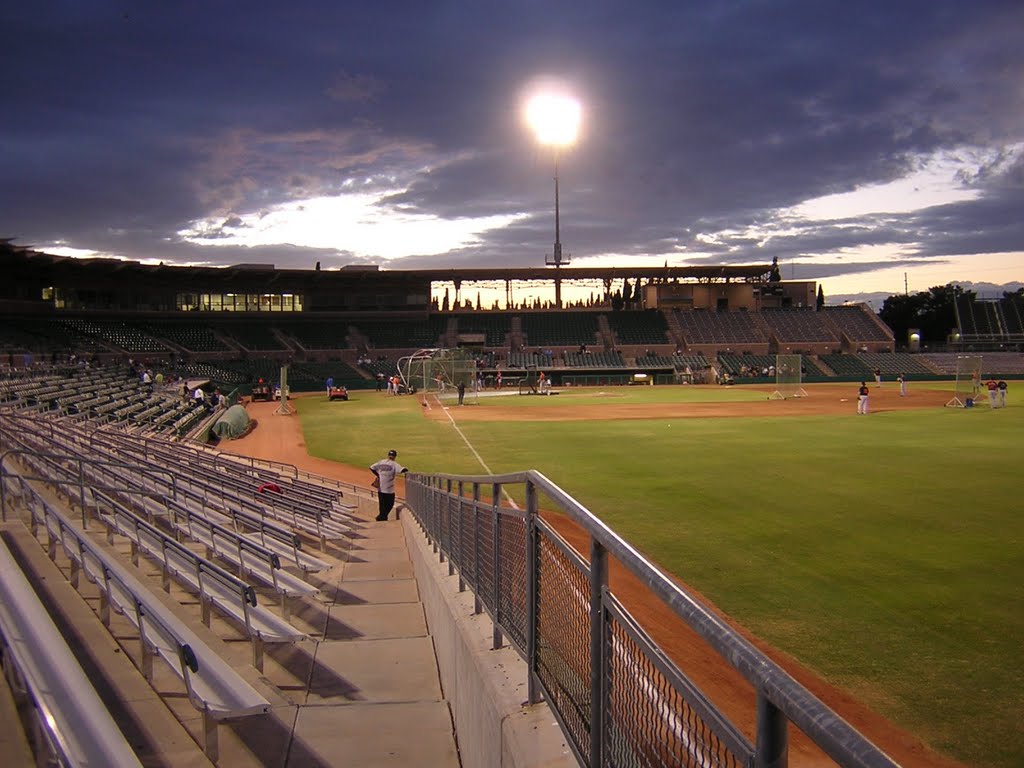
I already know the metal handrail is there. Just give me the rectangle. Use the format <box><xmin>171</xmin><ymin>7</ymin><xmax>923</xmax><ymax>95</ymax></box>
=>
<box><xmin>407</xmin><ymin>469</ymin><xmax>899</xmax><ymax>768</ymax></box>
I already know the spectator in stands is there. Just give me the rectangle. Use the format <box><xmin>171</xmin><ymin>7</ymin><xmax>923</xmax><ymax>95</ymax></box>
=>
<box><xmin>898</xmin><ymin>373</ymin><xmax>907</xmax><ymax>397</ymax></box>
<box><xmin>986</xmin><ymin>379</ymin><xmax>999</xmax><ymax>408</ymax></box>
<box><xmin>370</xmin><ymin>449</ymin><xmax>407</xmax><ymax>521</ymax></box>
<box><xmin>857</xmin><ymin>381</ymin><xmax>870</xmax><ymax>414</ymax></box>
<box><xmin>179</xmin><ymin>380</ymin><xmax>189</xmax><ymax>402</ymax></box>
<box><xmin>193</xmin><ymin>387</ymin><xmax>205</xmax><ymax>405</ymax></box>
<box><xmin>997</xmin><ymin>380</ymin><xmax>1007</xmax><ymax>407</ymax></box>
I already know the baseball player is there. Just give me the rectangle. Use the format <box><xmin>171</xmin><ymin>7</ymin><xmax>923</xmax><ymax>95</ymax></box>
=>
<box><xmin>857</xmin><ymin>381</ymin><xmax>870</xmax><ymax>415</ymax></box>
<box><xmin>370</xmin><ymin>449</ymin><xmax>408</xmax><ymax>521</ymax></box>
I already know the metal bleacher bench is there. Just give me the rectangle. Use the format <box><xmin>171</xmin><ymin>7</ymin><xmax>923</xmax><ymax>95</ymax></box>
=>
<box><xmin>165</xmin><ymin>495</ymin><xmax>328</xmax><ymax>569</ymax></box>
<box><xmin>89</xmin><ymin>489</ymin><xmax>307</xmax><ymax>671</ymax></box>
<box><xmin>166</xmin><ymin>492</ymin><xmax>330</xmax><ymax>573</ymax></box>
<box><xmin>19</xmin><ymin>481</ymin><xmax>270</xmax><ymax>761</ymax></box>
<box><xmin>0</xmin><ymin>530</ymin><xmax>144</xmax><ymax>768</ymax></box>
<box><xmin>116</xmin><ymin>490</ymin><xmax>325</xmax><ymax>618</ymax></box>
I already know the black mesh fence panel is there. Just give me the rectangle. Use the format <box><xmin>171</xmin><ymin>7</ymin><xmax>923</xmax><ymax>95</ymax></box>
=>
<box><xmin>605</xmin><ymin>604</ymin><xmax>748</xmax><ymax>768</ymax></box>
<box><xmin>496</xmin><ymin>511</ymin><xmax>528</xmax><ymax>652</ymax></box>
<box><xmin>476</xmin><ymin>506</ymin><xmax>497</xmax><ymax>611</ymax></box>
<box><xmin>536</xmin><ymin>531</ymin><xmax>593</xmax><ymax>763</ymax></box>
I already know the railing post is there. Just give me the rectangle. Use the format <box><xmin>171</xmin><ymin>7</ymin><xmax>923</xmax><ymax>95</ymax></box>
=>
<box><xmin>472</xmin><ymin>482</ymin><xmax>481</xmax><ymax>612</ymax></box>
<box><xmin>755</xmin><ymin>692</ymin><xmax>788</xmax><ymax>768</ymax></box>
<box><xmin>491</xmin><ymin>482</ymin><xmax>503</xmax><ymax>649</ymax></box>
<box><xmin>525</xmin><ymin>477</ymin><xmax>539</xmax><ymax>704</ymax></box>
<box><xmin>452</xmin><ymin>481</ymin><xmax>461</xmax><ymax>579</ymax></box>
<box><xmin>590</xmin><ymin>538</ymin><xmax>608</xmax><ymax>768</ymax></box>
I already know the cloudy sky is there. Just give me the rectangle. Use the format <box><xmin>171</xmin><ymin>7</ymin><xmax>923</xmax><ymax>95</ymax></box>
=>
<box><xmin>3</xmin><ymin>1</ymin><xmax>1023</xmax><ymax>304</ymax></box>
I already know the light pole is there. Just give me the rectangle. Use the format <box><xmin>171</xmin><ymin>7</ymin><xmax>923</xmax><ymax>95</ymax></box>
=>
<box><xmin>525</xmin><ymin>91</ymin><xmax>581</xmax><ymax>308</ymax></box>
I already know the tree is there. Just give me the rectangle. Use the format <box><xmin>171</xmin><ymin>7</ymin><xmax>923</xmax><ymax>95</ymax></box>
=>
<box><xmin>879</xmin><ymin>283</ymin><xmax>968</xmax><ymax>346</ymax></box>
<box><xmin>879</xmin><ymin>293</ymin><xmax>921</xmax><ymax>346</ymax></box>
<box><xmin>816</xmin><ymin>285</ymin><xmax>825</xmax><ymax>310</ymax></box>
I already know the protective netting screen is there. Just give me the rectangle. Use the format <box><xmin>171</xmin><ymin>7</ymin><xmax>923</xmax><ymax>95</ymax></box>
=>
<box><xmin>770</xmin><ymin>354</ymin><xmax>805</xmax><ymax>399</ymax></box>
<box><xmin>947</xmin><ymin>355</ymin><xmax>983</xmax><ymax>408</ymax></box>
<box><xmin>398</xmin><ymin>348</ymin><xmax>477</xmax><ymax>395</ymax></box>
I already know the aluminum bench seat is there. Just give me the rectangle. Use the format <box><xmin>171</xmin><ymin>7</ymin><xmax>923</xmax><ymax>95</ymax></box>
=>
<box><xmin>21</xmin><ymin>484</ymin><xmax>270</xmax><ymax>761</ymax></box>
<box><xmin>0</xmin><ymin>533</ymin><xmax>143</xmax><ymax>768</ymax></box>
<box><xmin>93</xmin><ymin>496</ymin><xmax>306</xmax><ymax>670</ymax></box>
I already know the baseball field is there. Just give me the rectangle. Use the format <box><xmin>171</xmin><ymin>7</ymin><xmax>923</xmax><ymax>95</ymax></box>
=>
<box><xmin>286</xmin><ymin>381</ymin><xmax>1021</xmax><ymax>768</ymax></box>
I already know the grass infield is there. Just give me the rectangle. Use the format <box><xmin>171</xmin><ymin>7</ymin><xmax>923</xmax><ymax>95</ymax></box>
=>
<box><xmin>296</xmin><ymin>383</ymin><xmax>1021</xmax><ymax>768</ymax></box>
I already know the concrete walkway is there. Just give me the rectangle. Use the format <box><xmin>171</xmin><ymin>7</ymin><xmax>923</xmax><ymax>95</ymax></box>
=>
<box><xmin>215</xmin><ymin>514</ymin><xmax>462</xmax><ymax>767</ymax></box>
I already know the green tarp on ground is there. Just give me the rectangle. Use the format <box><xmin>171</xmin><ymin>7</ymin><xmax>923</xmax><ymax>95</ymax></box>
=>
<box><xmin>211</xmin><ymin>404</ymin><xmax>251</xmax><ymax>439</ymax></box>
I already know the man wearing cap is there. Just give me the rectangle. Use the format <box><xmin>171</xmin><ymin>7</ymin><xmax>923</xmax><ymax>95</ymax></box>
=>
<box><xmin>370</xmin><ymin>449</ymin><xmax>407</xmax><ymax>521</ymax></box>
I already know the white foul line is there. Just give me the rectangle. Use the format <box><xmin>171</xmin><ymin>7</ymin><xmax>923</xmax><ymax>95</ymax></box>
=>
<box><xmin>431</xmin><ymin>393</ymin><xmax>520</xmax><ymax>510</ymax></box>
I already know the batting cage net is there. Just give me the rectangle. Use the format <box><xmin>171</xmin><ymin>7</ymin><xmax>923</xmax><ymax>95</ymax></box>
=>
<box><xmin>769</xmin><ymin>354</ymin><xmax>807</xmax><ymax>399</ymax></box>
<box><xmin>946</xmin><ymin>355</ymin><xmax>983</xmax><ymax>408</ymax></box>
<box><xmin>398</xmin><ymin>348</ymin><xmax>478</xmax><ymax>402</ymax></box>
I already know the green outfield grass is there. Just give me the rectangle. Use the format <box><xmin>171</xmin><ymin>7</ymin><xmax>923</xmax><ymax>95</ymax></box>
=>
<box><xmin>295</xmin><ymin>385</ymin><xmax>1022</xmax><ymax>768</ymax></box>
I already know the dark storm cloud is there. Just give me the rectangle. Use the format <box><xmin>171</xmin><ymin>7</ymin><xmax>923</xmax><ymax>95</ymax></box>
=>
<box><xmin>1</xmin><ymin>1</ymin><xmax>1022</xmax><ymax>289</ymax></box>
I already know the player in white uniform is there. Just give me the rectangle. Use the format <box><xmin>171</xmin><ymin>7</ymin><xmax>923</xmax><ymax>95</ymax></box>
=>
<box><xmin>370</xmin><ymin>449</ymin><xmax>408</xmax><ymax>521</ymax></box>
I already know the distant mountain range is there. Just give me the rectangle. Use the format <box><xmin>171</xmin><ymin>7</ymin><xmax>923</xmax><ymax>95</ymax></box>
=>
<box><xmin>828</xmin><ymin>281</ymin><xmax>1024</xmax><ymax>311</ymax></box>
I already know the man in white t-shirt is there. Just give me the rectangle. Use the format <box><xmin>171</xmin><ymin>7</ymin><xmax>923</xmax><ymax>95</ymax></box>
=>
<box><xmin>370</xmin><ymin>449</ymin><xmax>408</xmax><ymax>521</ymax></box>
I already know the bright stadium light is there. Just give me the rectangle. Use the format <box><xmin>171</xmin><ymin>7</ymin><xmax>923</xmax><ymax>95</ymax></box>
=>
<box><xmin>525</xmin><ymin>92</ymin><xmax>581</xmax><ymax>148</ymax></box>
<box><xmin>524</xmin><ymin>87</ymin><xmax>582</xmax><ymax>307</ymax></box>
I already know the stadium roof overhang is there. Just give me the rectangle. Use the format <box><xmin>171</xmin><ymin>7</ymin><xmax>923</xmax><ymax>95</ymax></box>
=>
<box><xmin>4</xmin><ymin>244</ymin><xmax>774</xmax><ymax>287</ymax></box>
<box><xmin>399</xmin><ymin>264</ymin><xmax>774</xmax><ymax>283</ymax></box>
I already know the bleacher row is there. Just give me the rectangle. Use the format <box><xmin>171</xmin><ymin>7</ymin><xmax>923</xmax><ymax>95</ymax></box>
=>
<box><xmin>956</xmin><ymin>293</ymin><xmax>1024</xmax><ymax>340</ymax></box>
<box><xmin>0</xmin><ymin>402</ymin><xmax>370</xmax><ymax>764</ymax></box>
<box><xmin>0</xmin><ymin>367</ymin><xmax>213</xmax><ymax>437</ymax></box>
<box><xmin>1</xmin><ymin>306</ymin><xmax>893</xmax><ymax>357</ymax></box>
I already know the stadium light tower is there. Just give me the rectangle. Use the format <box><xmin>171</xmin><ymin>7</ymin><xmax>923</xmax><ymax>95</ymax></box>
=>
<box><xmin>525</xmin><ymin>90</ymin><xmax>581</xmax><ymax>308</ymax></box>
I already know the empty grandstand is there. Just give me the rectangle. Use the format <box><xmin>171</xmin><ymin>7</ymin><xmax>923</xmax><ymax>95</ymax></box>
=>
<box><xmin>3</xmin><ymin>243</ymin><xmax>1024</xmax><ymax>394</ymax></box>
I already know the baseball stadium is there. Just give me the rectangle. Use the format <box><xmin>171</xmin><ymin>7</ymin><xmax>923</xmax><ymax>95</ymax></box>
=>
<box><xmin>0</xmin><ymin>242</ymin><xmax>1021</xmax><ymax>768</ymax></box>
